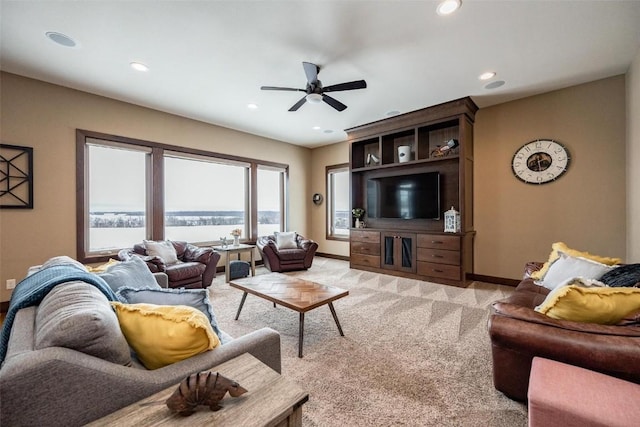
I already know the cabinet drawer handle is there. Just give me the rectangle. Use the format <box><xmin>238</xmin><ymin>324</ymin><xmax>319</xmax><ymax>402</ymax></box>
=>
<box><xmin>433</xmin><ymin>269</ymin><xmax>444</xmax><ymax>273</ymax></box>
<box><xmin>432</xmin><ymin>254</ymin><xmax>443</xmax><ymax>258</ymax></box>
<box><xmin>432</xmin><ymin>241</ymin><xmax>443</xmax><ymax>244</ymax></box>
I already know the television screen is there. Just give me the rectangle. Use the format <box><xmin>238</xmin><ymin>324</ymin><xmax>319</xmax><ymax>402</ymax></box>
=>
<box><xmin>366</xmin><ymin>172</ymin><xmax>440</xmax><ymax>219</ymax></box>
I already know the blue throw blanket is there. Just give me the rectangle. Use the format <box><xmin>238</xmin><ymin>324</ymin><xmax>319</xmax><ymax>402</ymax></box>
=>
<box><xmin>0</xmin><ymin>264</ymin><xmax>117</xmax><ymax>365</ymax></box>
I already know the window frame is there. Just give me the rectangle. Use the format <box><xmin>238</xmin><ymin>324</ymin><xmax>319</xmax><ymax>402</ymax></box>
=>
<box><xmin>326</xmin><ymin>163</ymin><xmax>350</xmax><ymax>241</ymax></box>
<box><xmin>76</xmin><ymin>129</ymin><xmax>288</xmax><ymax>263</ymax></box>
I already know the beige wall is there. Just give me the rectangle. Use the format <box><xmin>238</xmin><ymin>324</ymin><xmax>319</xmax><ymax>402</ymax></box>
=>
<box><xmin>0</xmin><ymin>72</ymin><xmax>311</xmax><ymax>302</ymax></box>
<box><xmin>474</xmin><ymin>75</ymin><xmax>627</xmax><ymax>279</ymax></box>
<box><xmin>310</xmin><ymin>75</ymin><xmax>629</xmax><ymax>280</ymax></box>
<box><xmin>309</xmin><ymin>142</ymin><xmax>350</xmax><ymax>257</ymax></box>
<box><xmin>627</xmin><ymin>47</ymin><xmax>640</xmax><ymax>262</ymax></box>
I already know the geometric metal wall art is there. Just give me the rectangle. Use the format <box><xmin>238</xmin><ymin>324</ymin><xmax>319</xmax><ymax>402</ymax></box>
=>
<box><xmin>0</xmin><ymin>144</ymin><xmax>34</xmax><ymax>209</ymax></box>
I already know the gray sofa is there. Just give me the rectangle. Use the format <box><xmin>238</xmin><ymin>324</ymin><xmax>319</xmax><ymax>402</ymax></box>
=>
<box><xmin>0</xmin><ymin>266</ymin><xmax>281</xmax><ymax>426</ymax></box>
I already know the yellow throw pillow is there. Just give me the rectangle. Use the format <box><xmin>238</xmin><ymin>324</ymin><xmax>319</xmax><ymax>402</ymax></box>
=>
<box><xmin>111</xmin><ymin>302</ymin><xmax>220</xmax><ymax>369</ymax></box>
<box><xmin>85</xmin><ymin>258</ymin><xmax>120</xmax><ymax>273</ymax></box>
<box><xmin>531</xmin><ymin>242</ymin><xmax>622</xmax><ymax>280</ymax></box>
<box><xmin>535</xmin><ymin>285</ymin><xmax>640</xmax><ymax>325</ymax></box>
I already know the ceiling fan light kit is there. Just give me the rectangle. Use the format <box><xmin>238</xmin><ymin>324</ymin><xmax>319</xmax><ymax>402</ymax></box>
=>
<box><xmin>261</xmin><ymin>61</ymin><xmax>367</xmax><ymax>112</ymax></box>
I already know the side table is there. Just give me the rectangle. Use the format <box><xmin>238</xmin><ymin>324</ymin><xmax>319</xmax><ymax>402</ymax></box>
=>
<box><xmin>87</xmin><ymin>353</ymin><xmax>309</xmax><ymax>427</ymax></box>
<box><xmin>212</xmin><ymin>243</ymin><xmax>256</xmax><ymax>283</ymax></box>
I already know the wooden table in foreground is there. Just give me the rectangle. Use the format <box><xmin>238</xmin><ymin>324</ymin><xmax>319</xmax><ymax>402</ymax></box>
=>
<box><xmin>212</xmin><ymin>243</ymin><xmax>256</xmax><ymax>283</ymax></box>
<box><xmin>87</xmin><ymin>353</ymin><xmax>309</xmax><ymax>427</ymax></box>
<box><xmin>230</xmin><ymin>273</ymin><xmax>349</xmax><ymax>358</ymax></box>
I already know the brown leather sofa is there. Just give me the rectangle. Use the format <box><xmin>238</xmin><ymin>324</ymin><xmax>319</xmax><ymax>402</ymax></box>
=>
<box><xmin>256</xmin><ymin>234</ymin><xmax>318</xmax><ymax>272</ymax></box>
<box><xmin>488</xmin><ymin>262</ymin><xmax>640</xmax><ymax>401</ymax></box>
<box><xmin>118</xmin><ymin>241</ymin><xmax>220</xmax><ymax>289</ymax></box>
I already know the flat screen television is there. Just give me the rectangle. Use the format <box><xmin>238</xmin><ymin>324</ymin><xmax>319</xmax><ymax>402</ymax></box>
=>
<box><xmin>366</xmin><ymin>172</ymin><xmax>440</xmax><ymax>219</ymax></box>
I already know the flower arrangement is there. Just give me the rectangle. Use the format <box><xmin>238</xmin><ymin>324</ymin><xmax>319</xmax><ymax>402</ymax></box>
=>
<box><xmin>230</xmin><ymin>228</ymin><xmax>242</xmax><ymax>237</ymax></box>
<box><xmin>352</xmin><ymin>208</ymin><xmax>365</xmax><ymax>219</ymax></box>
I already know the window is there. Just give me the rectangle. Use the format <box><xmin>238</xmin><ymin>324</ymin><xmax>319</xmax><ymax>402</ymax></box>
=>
<box><xmin>257</xmin><ymin>166</ymin><xmax>285</xmax><ymax>237</ymax></box>
<box><xmin>86</xmin><ymin>141</ymin><xmax>150</xmax><ymax>254</ymax></box>
<box><xmin>327</xmin><ymin>164</ymin><xmax>350</xmax><ymax>240</ymax></box>
<box><xmin>76</xmin><ymin>130</ymin><xmax>287</xmax><ymax>263</ymax></box>
<box><xmin>164</xmin><ymin>154</ymin><xmax>249</xmax><ymax>244</ymax></box>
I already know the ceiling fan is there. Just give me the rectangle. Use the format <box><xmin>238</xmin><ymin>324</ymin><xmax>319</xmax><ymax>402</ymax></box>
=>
<box><xmin>261</xmin><ymin>62</ymin><xmax>367</xmax><ymax>112</ymax></box>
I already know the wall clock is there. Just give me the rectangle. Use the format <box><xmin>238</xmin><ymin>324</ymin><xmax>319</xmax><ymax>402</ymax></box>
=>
<box><xmin>511</xmin><ymin>139</ymin><xmax>570</xmax><ymax>184</ymax></box>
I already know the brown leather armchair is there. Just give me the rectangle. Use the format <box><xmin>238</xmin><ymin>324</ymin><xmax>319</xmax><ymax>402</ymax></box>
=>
<box><xmin>118</xmin><ymin>241</ymin><xmax>220</xmax><ymax>289</ymax></box>
<box><xmin>256</xmin><ymin>234</ymin><xmax>318</xmax><ymax>272</ymax></box>
<box><xmin>488</xmin><ymin>262</ymin><xmax>640</xmax><ymax>401</ymax></box>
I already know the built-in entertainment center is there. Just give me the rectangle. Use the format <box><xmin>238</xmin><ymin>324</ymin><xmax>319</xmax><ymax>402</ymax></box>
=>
<box><xmin>347</xmin><ymin>97</ymin><xmax>478</xmax><ymax>287</ymax></box>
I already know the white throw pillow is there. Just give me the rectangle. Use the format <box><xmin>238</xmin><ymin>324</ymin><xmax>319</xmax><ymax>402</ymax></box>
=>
<box><xmin>275</xmin><ymin>231</ymin><xmax>298</xmax><ymax>249</ymax></box>
<box><xmin>539</xmin><ymin>251</ymin><xmax>617</xmax><ymax>291</ymax></box>
<box><xmin>143</xmin><ymin>240</ymin><xmax>179</xmax><ymax>265</ymax></box>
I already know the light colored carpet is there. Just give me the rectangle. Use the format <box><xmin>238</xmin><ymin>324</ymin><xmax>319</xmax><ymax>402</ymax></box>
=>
<box><xmin>209</xmin><ymin>257</ymin><xmax>528</xmax><ymax>426</ymax></box>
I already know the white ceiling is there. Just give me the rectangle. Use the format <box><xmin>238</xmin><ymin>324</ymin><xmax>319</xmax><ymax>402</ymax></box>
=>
<box><xmin>2</xmin><ymin>1</ymin><xmax>639</xmax><ymax>148</ymax></box>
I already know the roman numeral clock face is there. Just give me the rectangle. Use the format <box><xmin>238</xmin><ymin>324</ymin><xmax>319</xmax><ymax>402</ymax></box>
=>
<box><xmin>511</xmin><ymin>139</ymin><xmax>570</xmax><ymax>184</ymax></box>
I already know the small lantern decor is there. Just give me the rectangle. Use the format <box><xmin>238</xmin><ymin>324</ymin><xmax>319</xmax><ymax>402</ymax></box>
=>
<box><xmin>444</xmin><ymin>206</ymin><xmax>460</xmax><ymax>233</ymax></box>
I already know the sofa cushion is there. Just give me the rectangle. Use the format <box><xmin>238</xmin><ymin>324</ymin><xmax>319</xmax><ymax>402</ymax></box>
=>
<box><xmin>115</xmin><ymin>286</ymin><xmax>222</xmax><ymax>340</ymax></box>
<box><xmin>531</xmin><ymin>242</ymin><xmax>622</xmax><ymax>281</ymax></box>
<box><xmin>35</xmin><ymin>281</ymin><xmax>132</xmax><ymax>366</ymax></box>
<box><xmin>534</xmin><ymin>284</ymin><xmax>640</xmax><ymax>325</ymax></box>
<box><xmin>111</xmin><ymin>302</ymin><xmax>220</xmax><ymax>370</ymax></box>
<box><xmin>144</xmin><ymin>240</ymin><xmax>179</xmax><ymax>265</ymax></box>
<box><xmin>275</xmin><ymin>231</ymin><xmax>298</xmax><ymax>249</ymax></box>
<box><xmin>538</xmin><ymin>251</ymin><xmax>615</xmax><ymax>290</ymax></box>
<box><xmin>98</xmin><ymin>256</ymin><xmax>161</xmax><ymax>293</ymax></box>
<box><xmin>600</xmin><ymin>263</ymin><xmax>640</xmax><ymax>288</ymax></box>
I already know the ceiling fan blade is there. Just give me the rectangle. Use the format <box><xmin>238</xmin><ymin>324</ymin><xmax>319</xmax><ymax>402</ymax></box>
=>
<box><xmin>322</xmin><ymin>94</ymin><xmax>347</xmax><ymax>112</ymax></box>
<box><xmin>261</xmin><ymin>86</ymin><xmax>305</xmax><ymax>92</ymax></box>
<box><xmin>302</xmin><ymin>62</ymin><xmax>319</xmax><ymax>84</ymax></box>
<box><xmin>323</xmin><ymin>80</ymin><xmax>367</xmax><ymax>92</ymax></box>
<box><xmin>288</xmin><ymin>96</ymin><xmax>307</xmax><ymax>112</ymax></box>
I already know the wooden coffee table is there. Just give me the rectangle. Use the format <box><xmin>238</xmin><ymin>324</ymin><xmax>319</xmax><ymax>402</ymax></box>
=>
<box><xmin>87</xmin><ymin>353</ymin><xmax>309</xmax><ymax>426</ymax></box>
<box><xmin>230</xmin><ymin>273</ymin><xmax>349</xmax><ymax>358</ymax></box>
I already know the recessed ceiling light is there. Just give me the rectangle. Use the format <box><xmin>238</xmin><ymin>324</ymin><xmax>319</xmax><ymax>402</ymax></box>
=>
<box><xmin>386</xmin><ymin>110</ymin><xmax>401</xmax><ymax>117</ymax></box>
<box><xmin>323</xmin><ymin>129</ymin><xmax>334</xmax><ymax>134</ymax></box>
<box><xmin>247</xmin><ymin>103</ymin><xmax>258</xmax><ymax>109</ymax></box>
<box><xmin>485</xmin><ymin>80</ymin><xmax>506</xmax><ymax>90</ymax></box>
<box><xmin>437</xmin><ymin>0</ymin><xmax>461</xmax><ymax>16</ymax></box>
<box><xmin>130</xmin><ymin>62</ymin><xmax>149</xmax><ymax>72</ymax></box>
<box><xmin>45</xmin><ymin>31</ymin><xmax>77</xmax><ymax>48</ymax></box>
<box><xmin>479</xmin><ymin>71</ymin><xmax>496</xmax><ymax>81</ymax></box>
<box><xmin>312</xmin><ymin>126</ymin><xmax>321</xmax><ymax>130</ymax></box>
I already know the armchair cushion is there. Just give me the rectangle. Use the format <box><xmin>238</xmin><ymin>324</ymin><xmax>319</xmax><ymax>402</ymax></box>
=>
<box><xmin>98</xmin><ymin>256</ymin><xmax>161</xmax><ymax>293</ymax></box>
<box><xmin>111</xmin><ymin>302</ymin><xmax>220</xmax><ymax>370</ymax></box>
<box><xmin>143</xmin><ymin>240</ymin><xmax>178</xmax><ymax>265</ymax></box>
<box><xmin>275</xmin><ymin>231</ymin><xmax>298</xmax><ymax>249</ymax></box>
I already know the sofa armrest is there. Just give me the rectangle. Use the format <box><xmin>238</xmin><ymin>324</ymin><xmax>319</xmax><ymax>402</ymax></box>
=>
<box><xmin>492</xmin><ymin>302</ymin><xmax>640</xmax><ymax>337</ymax></box>
<box><xmin>0</xmin><ymin>328</ymin><xmax>280</xmax><ymax>426</ymax></box>
<box><xmin>152</xmin><ymin>272</ymin><xmax>169</xmax><ymax>288</ymax></box>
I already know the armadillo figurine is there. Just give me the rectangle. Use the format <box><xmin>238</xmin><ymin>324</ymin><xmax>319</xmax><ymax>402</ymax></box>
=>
<box><xmin>166</xmin><ymin>371</ymin><xmax>248</xmax><ymax>416</ymax></box>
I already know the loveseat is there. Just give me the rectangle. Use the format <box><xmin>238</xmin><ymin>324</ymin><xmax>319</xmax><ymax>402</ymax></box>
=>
<box><xmin>257</xmin><ymin>233</ymin><xmax>318</xmax><ymax>272</ymax></box>
<box><xmin>0</xmin><ymin>258</ymin><xmax>281</xmax><ymax>426</ymax></box>
<box><xmin>118</xmin><ymin>240</ymin><xmax>220</xmax><ymax>288</ymax></box>
<box><xmin>488</xmin><ymin>262</ymin><xmax>640</xmax><ymax>401</ymax></box>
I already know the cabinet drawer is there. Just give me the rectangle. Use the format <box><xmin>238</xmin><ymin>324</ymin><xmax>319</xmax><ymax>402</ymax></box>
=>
<box><xmin>351</xmin><ymin>230</ymin><xmax>380</xmax><ymax>244</ymax></box>
<box><xmin>351</xmin><ymin>241</ymin><xmax>381</xmax><ymax>256</ymax></box>
<box><xmin>417</xmin><ymin>248</ymin><xmax>460</xmax><ymax>266</ymax></box>
<box><xmin>350</xmin><ymin>254</ymin><xmax>380</xmax><ymax>268</ymax></box>
<box><xmin>417</xmin><ymin>234</ymin><xmax>460</xmax><ymax>251</ymax></box>
<box><xmin>417</xmin><ymin>262</ymin><xmax>461</xmax><ymax>281</ymax></box>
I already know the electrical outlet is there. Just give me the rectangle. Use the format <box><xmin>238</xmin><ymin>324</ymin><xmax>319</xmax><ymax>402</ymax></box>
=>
<box><xmin>6</xmin><ymin>279</ymin><xmax>16</xmax><ymax>290</ymax></box>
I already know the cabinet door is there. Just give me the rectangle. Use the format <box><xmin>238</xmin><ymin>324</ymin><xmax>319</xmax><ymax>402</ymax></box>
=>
<box><xmin>381</xmin><ymin>232</ymin><xmax>416</xmax><ymax>273</ymax></box>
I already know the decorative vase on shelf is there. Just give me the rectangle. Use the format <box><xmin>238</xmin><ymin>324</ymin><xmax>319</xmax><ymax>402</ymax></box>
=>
<box><xmin>355</xmin><ymin>218</ymin><xmax>361</xmax><ymax>229</ymax></box>
<box><xmin>233</xmin><ymin>235</ymin><xmax>240</xmax><ymax>246</ymax></box>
